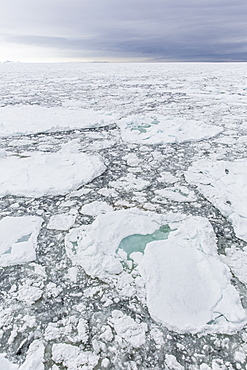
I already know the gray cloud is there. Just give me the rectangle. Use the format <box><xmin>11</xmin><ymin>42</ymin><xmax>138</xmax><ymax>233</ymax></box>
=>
<box><xmin>2</xmin><ymin>0</ymin><xmax>247</xmax><ymax>61</ymax></box>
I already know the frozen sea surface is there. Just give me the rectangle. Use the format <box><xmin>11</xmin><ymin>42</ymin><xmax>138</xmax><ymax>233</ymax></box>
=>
<box><xmin>0</xmin><ymin>62</ymin><xmax>247</xmax><ymax>369</ymax></box>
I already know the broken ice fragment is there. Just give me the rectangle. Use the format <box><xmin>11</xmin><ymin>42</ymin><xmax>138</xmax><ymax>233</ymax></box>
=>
<box><xmin>110</xmin><ymin>310</ymin><xmax>147</xmax><ymax>348</ymax></box>
<box><xmin>0</xmin><ymin>216</ymin><xmax>43</xmax><ymax>267</ymax></box>
<box><xmin>47</xmin><ymin>213</ymin><xmax>76</xmax><ymax>231</ymax></box>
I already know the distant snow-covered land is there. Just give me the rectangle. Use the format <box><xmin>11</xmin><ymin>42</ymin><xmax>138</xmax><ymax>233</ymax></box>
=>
<box><xmin>0</xmin><ymin>62</ymin><xmax>247</xmax><ymax>369</ymax></box>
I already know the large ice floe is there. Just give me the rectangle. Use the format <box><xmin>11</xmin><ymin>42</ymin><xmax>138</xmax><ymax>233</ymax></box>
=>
<box><xmin>66</xmin><ymin>209</ymin><xmax>246</xmax><ymax>333</ymax></box>
<box><xmin>186</xmin><ymin>159</ymin><xmax>247</xmax><ymax>242</ymax></box>
<box><xmin>117</xmin><ymin>114</ymin><xmax>222</xmax><ymax>144</ymax></box>
<box><xmin>0</xmin><ymin>216</ymin><xmax>43</xmax><ymax>267</ymax></box>
<box><xmin>0</xmin><ymin>105</ymin><xmax>117</xmax><ymax>136</ymax></box>
<box><xmin>0</xmin><ymin>141</ymin><xmax>105</xmax><ymax>197</ymax></box>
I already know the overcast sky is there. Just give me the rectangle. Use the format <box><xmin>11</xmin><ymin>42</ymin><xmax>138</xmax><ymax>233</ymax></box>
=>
<box><xmin>1</xmin><ymin>0</ymin><xmax>247</xmax><ymax>62</ymax></box>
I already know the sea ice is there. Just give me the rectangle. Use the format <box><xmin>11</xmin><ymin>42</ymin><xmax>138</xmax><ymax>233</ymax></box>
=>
<box><xmin>19</xmin><ymin>340</ymin><xmax>44</xmax><ymax>370</ymax></box>
<box><xmin>138</xmin><ymin>217</ymin><xmax>246</xmax><ymax>333</ymax></box>
<box><xmin>0</xmin><ymin>354</ymin><xmax>18</xmax><ymax>370</ymax></box>
<box><xmin>66</xmin><ymin>209</ymin><xmax>246</xmax><ymax>333</ymax></box>
<box><xmin>186</xmin><ymin>159</ymin><xmax>247</xmax><ymax>242</ymax></box>
<box><xmin>117</xmin><ymin>114</ymin><xmax>222</xmax><ymax>144</ymax></box>
<box><xmin>65</xmin><ymin>209</ymin><xmax>182</xmax><ymax>280</ymax></box>
<box><xmin>155</xmin><ymin>185</ymin><xmax>196</xmax><ymax>202</ymax></box>
<box><xmin>0</xmin><ymin>216</ymin><xmax>43</xmax><ymax>267</ymax></box>
<box><xmin>165</xmin><ymin>354</ymin><xmax>184</xmax><ymax>370</ymax></box>
<box><xmin>0</xmin><ymin>141</ymin><xmax>106</xmax><ymax>197</ymax></box>
<box><xmin>52</xmin><ymin>343</ymin><xmax>99</xmax><ymax>370</ymax></box>
<box><xmin>221</xmin><ymin>246</ymin><xmax>247</xmax><ymax>286</ymax></box>
<box><xmin>110</xmin><ymin>173</ymin><xmax>150</xmax><ymax>191</ymax></box>
<box><xmin>80</xmin><ymin>201</ymin><xmax>113</xmax><ymax>217</ymax></box>
<box><xmin>0</xmin><ymin>105</ymin><xmax>117</xmax><ymax>136</ymax></box>
<box><xmin>47</xmin><ymin>213</ymin><xmax>76</xmax><ymax>231</ymax></box>
<box><xmin>110</xmin><ymin>310</ymin><xmax>147</xmax><ymax>348</ymax></box>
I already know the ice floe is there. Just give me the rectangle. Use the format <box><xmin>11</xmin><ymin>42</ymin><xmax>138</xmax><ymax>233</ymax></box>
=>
<box><xmin>0</xmin><ymin>216</ymin><xmax>43</xmax><ymax>267</ymax></box>
<box><xmin>79</xmin><ymin>201</ymin><xmax>113</xmax><ymax>217</ymax></box>
<box><xmin>0</xmin><ymin>105</ymin><xmax>117</xmax><ymax>136</ymax></box>
<box><xmin>117</xmin><ymin>114</ymin><xmax>222</xmax><ymax>144</ymax></box>
<box><xmin>0</xmin><ymin>141</ymin><xmax>106</xmax><ymax>197</ymax></box>
<box><xmin>110</xmin><ymin>173</ymin><xmax>150</xmax><ymax>191</ymax></box>
<box><xmin>66</xmin><ymin>209</ymin><xmax>246</xmax><ymax>333</ymax></box>
<box><xmin>66</xmin><ymin>209</ymin><xmax>179</xmax><ymax>280</ymax></box>
<box><xmin>47</xmin><ymin>213</ymin><xmax>76</xmax><ymax>231</ymax></box>
<box><xmin>154</xmin><ymin>185</ymin><xmax>196</xmax><ymax>202</ymax></box>
<box><xmin>138</xmin><ymin>217</ymin><xmax>246</xmax><ymax>333</ymax></box>
<box><xmin>186</xmin><ymin>159</ymin><xmax>247</xmax><ymax>242</ymax></box>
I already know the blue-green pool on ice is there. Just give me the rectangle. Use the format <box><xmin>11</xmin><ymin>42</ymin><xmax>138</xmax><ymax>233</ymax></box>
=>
<box><xmin>118</xmin><ymin>225</ymin><xmax>171</xmax><ymax>259</ymax></box>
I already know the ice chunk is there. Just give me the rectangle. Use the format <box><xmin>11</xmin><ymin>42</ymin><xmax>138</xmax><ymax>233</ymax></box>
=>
<box><xmin>47</xmin><ymin>213</ymin><xmax>76</xmax><ymax>231</ymax></box>
<box><xmin>186</xmin><ymin>159</ymin><xmax>247</xmax><ymax>241</ymax></box>
<box><xmin>52</xmin><ymin>343</ymin><xmax>98</xmax><ymax>370</ymax></box>
<box><xmin>155</xmin><ymin>186</ymin><xmax>196</xmax><ymax>202</ymax></box>
<box><xmin>17</xmin><ymin>284</ymin><xmax>43</xmax><ymax>305</ymax></box>
<box><xmin>80</xmin><ymin>201</ymin><xmax>113</xmax><ymax>216</ymax></box>
<box><xmin>110</xmin><ymin>173</ymin><xmax>150</xmax><ymax>191</ymax></box>
<box><xmin>165</xmin><ymin>354</ymin><xmax>184</xmax><ymax>370</ymax></box>
<box><xmin>0</xmin><ymin>105</ymin><xmax>117</xmax><ymax>136</ymax></box>
<box><xmin>0</xmin><ymin>216</ymin><xmax>43</xmax><ymax>267</ymax></box>
<box><xmin>138</xmin><ymin>217</ymin><xmax>246</xmax><ymax>333</ymax></box>
<box><xmin>19</xmin><ymin>340</ymin><xmax>44</xmax><ymax>370</ymax></box>
<box><xmin>110</xmin><ymin>310</ymin><xmax>147</xmax><ymax>348</ymax></box>
<box><xmin>0</xmin><ymin>141</ymin><xmax>106</xmax><ymax>197</ymax></box>
<box><xmin>118</xmin><ymin>114</ymin><xmax>222</xmax><ymax>145</ymax></box>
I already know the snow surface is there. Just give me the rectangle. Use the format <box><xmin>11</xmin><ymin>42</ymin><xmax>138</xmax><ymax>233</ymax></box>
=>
<box><xmin>186</xmin><ymin>159</ymin><xmax>247</xmax><ymax>242</ymax></box>
<box><xmin>0</xmin><ymin>216</ymin><xmax>43</xmax><ymax>266</ymax></box>
<box><xmin>118</xmin><ymin>114</ymin><xmax>222</xmax><ymax>144</ymax></box>
<box><xmin>0</xmin><ymin>354</ymin><xmax>18</xmax><ymax>370</ymax></box>
<box><xmin>0</xmin><ymin>105</ymin><xmax>117</xmax><ymax>136</ymax></box>
<box><xmin>0</xmin><ymin>140</ymin><xmax>106</xmax><ymax>197</ymax></box>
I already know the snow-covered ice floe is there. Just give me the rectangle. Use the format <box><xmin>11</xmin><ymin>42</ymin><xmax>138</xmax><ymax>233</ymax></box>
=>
<box><xmin>186</xmin><ymin>159</ymin><xmax>247</xmax><ymax>242</ymax></box>
<box><xmin>47</xmin><ymin>213</ymin><xmax>77</xmax><ymax>231</ymax></box>
<box><xmin>0</xmin><ymin>216</ymin><xmax>43</xmax><ymax>267</ymax></box>
<box><xmin>117</xmin><ymin>114</ymin><xmax>222</xmax><ymax>144</ymax></box>
<box><xmin>154</xmin><ymin>185</ymin><xmax>196</xmax><ymax>202</ymax></box>
<box><xmin>66</xmin><ymin>209</ymin><xmax>246</xmax><ymax>333</ymax></box>
<box><xmin>0</xmin><ymin>105</ymin><xmax>117</xmax><ymax>136</ymax></box>
<box><xmin>0</xmin><ymin>141</ymin><xmax>105</xmax><ymax>197</ymax></box>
